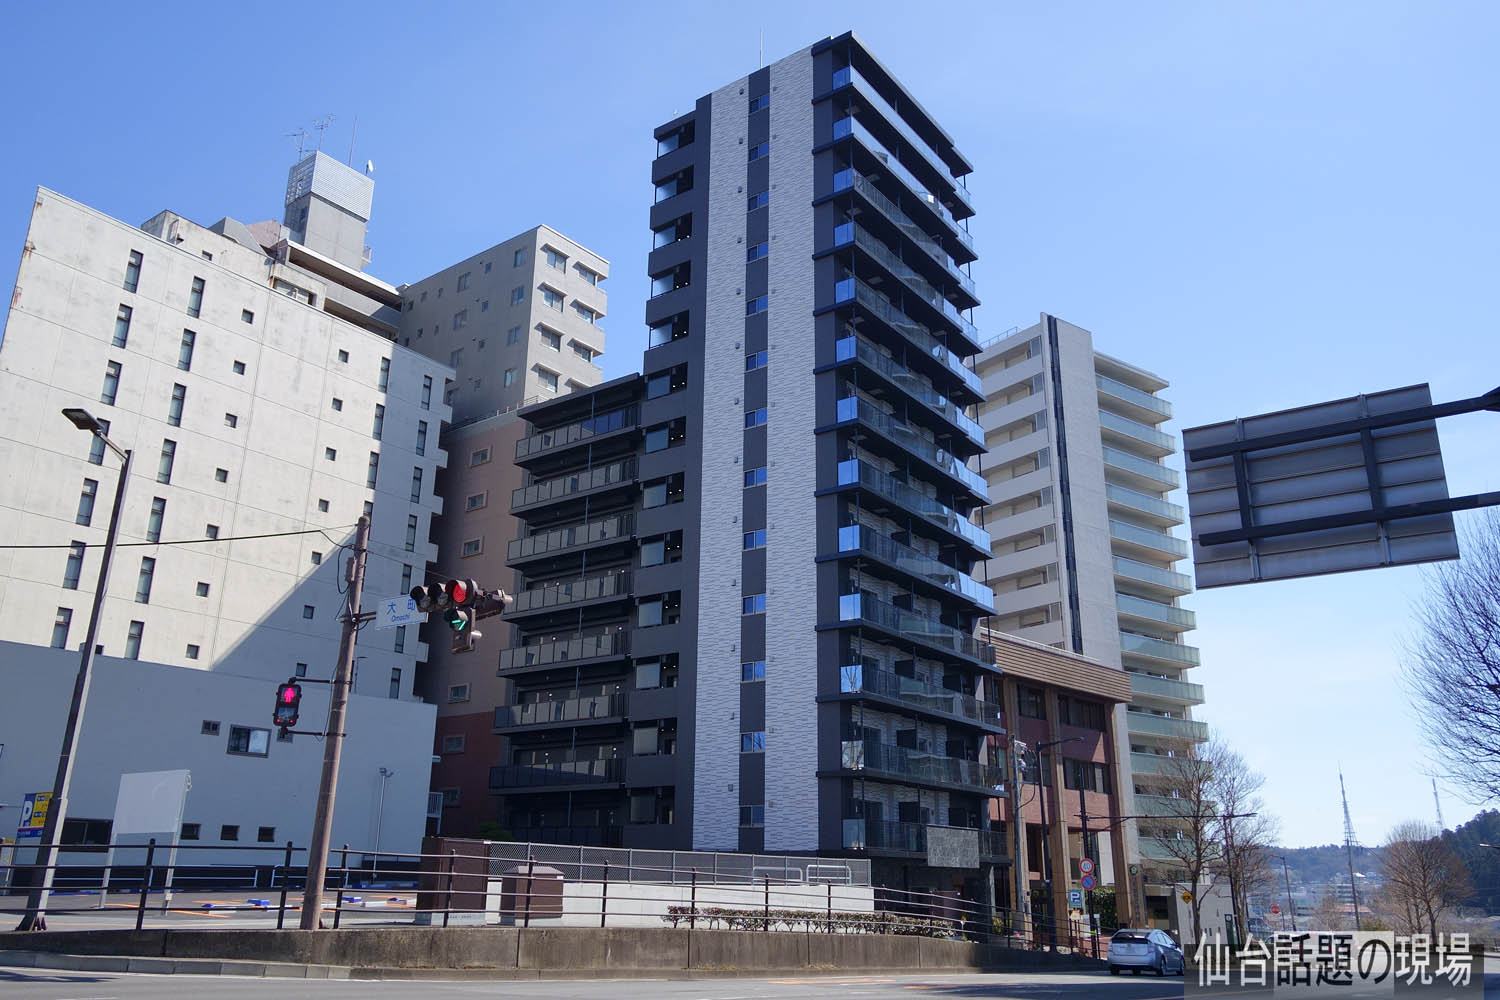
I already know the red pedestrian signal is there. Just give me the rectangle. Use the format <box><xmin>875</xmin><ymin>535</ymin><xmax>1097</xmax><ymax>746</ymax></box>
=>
<box><xmin>273</xmin><ymin>680</ymin><xmax>302</xmax><ymax>730</ymax></box>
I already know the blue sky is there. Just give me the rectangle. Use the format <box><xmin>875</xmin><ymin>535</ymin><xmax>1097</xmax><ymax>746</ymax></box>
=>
<box><xmin>3</xmin><ymin>2</ymin><xmax>1496</xmax><ymax>847</ymax></box>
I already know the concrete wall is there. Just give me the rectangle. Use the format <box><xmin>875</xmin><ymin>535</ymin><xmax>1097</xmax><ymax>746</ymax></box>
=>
<box><xmin>484</xmin><ymin>879</ymin><xmax>874</xmax><ymax>927</ymax></box>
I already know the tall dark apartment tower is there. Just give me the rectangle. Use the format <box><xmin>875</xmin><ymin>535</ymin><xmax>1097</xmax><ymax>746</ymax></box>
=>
<box><xmin>492</xmin><ymin>32</ymin><xmax>994</xmax><ymax>888</ymax></box>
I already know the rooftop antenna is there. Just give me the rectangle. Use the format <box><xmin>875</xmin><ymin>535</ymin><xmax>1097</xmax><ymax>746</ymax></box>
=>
<box><xmin>759</xmin><ymin>28</ymin><xmax>764</xmax><ymax>67</ymax></box>
<box><xmin>1433</xmin><ymin>778</ymin><xmax>1446</xmax><ymax>830</ymax></box>
<box><xmin>286</xmin><ymin>126</ymin><xmax>309</xmax><ymax>159</ymax></box>
<box><xmin>347</xmin><ymin>115</ymin><xmax>358</xmax><ymax>167</ymax></box>
<box><xmin>1339</xmin><ymin>768</ymin><xmax>1363</xmax><ymax>930</ymax></box>
<box><xmin>313</xmin><ymin>115</ymin><xmax>335</xmax><ymax>152</ymax></box>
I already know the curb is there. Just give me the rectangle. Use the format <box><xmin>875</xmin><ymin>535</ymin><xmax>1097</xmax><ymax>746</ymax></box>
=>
<box><xmin>1</xmin><ymin>950</ymin><xmax>352</xmax><ymax>980</ymax></box>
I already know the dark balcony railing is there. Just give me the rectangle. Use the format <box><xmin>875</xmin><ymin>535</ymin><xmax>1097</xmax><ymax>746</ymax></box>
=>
<box><xmin>489</xmin><ymin>758</ymin><xmax>623</xmax><ymax>790</ymax></box>
<box><xmin>516</xmin><ymin>405</ymin><xmax>639</xmax><ymax>461</ymax></box>
<box><xmin>840</xmin><ymin>818</ymin><xmax>1008</xmax><ymax>859</ymax></box>
<box><xmin>837</xmin><ymin>524</ymin><xmax>994</xmax><ymax>612</ymax></box>
<box><xmin>838</xmin><ymin>664</ymin><xmax>1002</xmax><ymax>728</ymax></box>
<box><xmin>830</xmin><ymin>114</ymin><xmax>973</xmax><ymax>252</ymax></box>
<box><xmin>508</xmin><ymin>571</ymin><xmax>632</xmax><ymax>616</ymax></box>
<box><xmin>497</xmin><ymin>632</ymin><xmax>630</xmax><ymax>672</ymax></box>
<box><xmin>508</xmin><ymin>513</ymin><xmax>635</xmax><ymax>563</ymax></box>
<box><xmin>831</xmin><ymin>224</ymin><xmax>978</xmax><ymax>346</ymax></box>
<box><xmin>835</xmin><ymin>459</ymin><xmax>990</xmax><ymax>552</ymax></box>
<box><xmin>494</xmin><ymin>692</ymin><xmax>627</xmax><ymax>730</ymax></box>
<box><xmin>839</xmin><ymin>740</ymin><xmax>1007</xmax><ymax>791</ymax></box>
<box><xmin>831</xmin><ymin>168</ymin><xmax>974</xmax><ymax>298</ymax></box>
<box><xmin>838</xmin><ymin>593</ymin><xmax>992</xmax><ymax>665</ymax></box>
<box><xmin>505</xmin><ymin>825</ymin><xmax>624</xmax><ymax>848</ymax></box>
<box><xmin>833</xmin><ymin>277</ymin><xmax>981</xmax><ymax>398</ymax></box>
<box><xmin>836</xmin><ymin>394</ymin><xmax>987</xmax><ymax>496</ymax></box>
<box><xmin>511</xmin><ymin>458</ymin><xmax>636</xmax><ymax>511</ymax></box>
<box><xmin>835</xmin><ymin>336</ymin><xmax>983</xmax><ymax>447</ymax></box>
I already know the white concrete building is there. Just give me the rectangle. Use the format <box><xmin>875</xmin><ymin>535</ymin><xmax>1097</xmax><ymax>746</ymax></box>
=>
<box><xmin>0</xmin><ymin>182</ymin><xmax>452</xmax><ymax>861</ymax></box>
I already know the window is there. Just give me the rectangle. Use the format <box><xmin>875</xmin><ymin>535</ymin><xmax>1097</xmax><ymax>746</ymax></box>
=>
<box><xmin>744</xmin><ymin>466</ymin><xmax>767</xmax><ymax>488</ymax></box>
<box><xmin>100</xmin><ymin>361</ymin><xmax>121</xmax><ymax>405</ymax></box>
<box><xmin>744</xmin><ymin>407</ymin><xmax>768</xmax><ymax>429</ymax></box>
<box><xmin>241</xmin><ymin>309</ymin><xmax>254</xmax><ymax>324</ymax></box>
<box><xmin>644</xmin><ymin>419</ymin><xmax>684</xmax><ymax>452</ymax></box>
<box><xmin>202</xmin><ymin>251</ymin><xmax>213</xmax><ymax>261</ymax></box>
<box><xmin>545</xmin><ymin>248</ymin><xmax>567</xmax><ymax>271</ymax></box>
<box><xmin>51</xmin><ymin>607</ymin><xmax>72</xmax><ymax>649</ymax></box>
<box><xmin>503</xmin><ymin>367</ymin><xmax>516</xmax><ymax>387</ymax></box>
<box><xmin>469</xmin><ymin>447</ymin><xmax>491</xmax><ymax>466</ymax></box>
<box><xmin>650</xmin><ymin>262</ymin><xmax>690</xmax><ymax>297</ymax></box>
<box><xmin>224</xmin><ymin>413</ymin><xmax>238</xmax><ymax>428</ymax></box>
<box><xmin>232</xmin><ymin>360</ymin><xmax>246</xmax><ymax>375</ymax></box>
<box><xmin>87</xmin><ymin>417</ymin><xmax>110</xmax><ymax>465</ymax></box>
<box><xmin>537</xmin><ymin>368</ymin><xmax>559</xmax><ymax>392</ymax></box>
<box><xmin>310</xmin><ymin>551</ymin><xmax>321</xmax><ymax>565</ymax></box>
<box><xmin>741</xmin><ymin>731</ymin><xmax>766</xmax><ymax>753</ymax></box>
<box><xmin>452</xmin><ymin>311</ymin><xmax>467</xmax><ymax>333</ymax></box>
<box><xmin>654</xmin><ymin>167</ymin><xmax>693</xmax><ymax>203</ymax></box>
<box><xmin>379</xmin><ymin>357</ymin><xmax>390</xmax><ymax>392</ymax></box>
<box><xmin>656</xmin><ymin>121</ymin><xmax>695</xmax><ymax>155</ymax></box>
<box><xmin>372</xmin><ymin>404</ymin><xmax>385</xmax><ymax>440</ymax></box>
<box><xmin>325</xmin><ymin>447</ymin><xmax>337</xmax><ymax>462</ymax></box>
<box><xmin>747</xmin><ymin>190</ymin><xmax>769</xmax><ymax>211</ymax></box>
<box><xmin>748</xmin><ymin>140</ymin><xmax>770</xmax><ymax>163</ymax></box>
<box><xmin>367</xmin><ymin>452</ymin><xmax>379</xmax><ymax>488</ymax></box>
<box><xmin>76</xmin><ymin>479</ymin><xmax>98</xmax><ymax>526</ymax></box>
<box><xmin>637</xmin><ymin>595</ymin><xmax>668</xmax><ymax>628</ymax></box>
<box><xmin>541</xmin><ymin>328</ymin><xmax>561</xmax><ymax>351</ymax></box>
<box><xmin>647</xmin><ymin>311</ymin><xmax>689</xmax><ymax>348</ymax></box>
<box><xmin>645</xmin><ymin>365</ymin><xmax>686</xmax><ymax>399</ymax></box>
<box><xmin>746</xmin><ymin>350</ymin><xmax>768</xmax><ymax>372</ymax></box>
<box><xmin>220</xmin><ymin>825</ymin><xmax>240</xmax><ymax>841</ymax></box>
<box><xmin>401</xmin><ymin>565</ymin><xmax>413</xmax><ymax>593</ymax></box>
<box><xmin>746</xmin><ymin>242</ymin><xmax>768</xmax><ymax>262</ymax></box>
<box><xmin>743</xmin><ymin>593</ymin><xmax>766</xmax><ymax>615</ymax></box>
<box><xmin>60</xmin><ymin>818</ymin><xmax>113</xmax><ymax>851</ymax></box>
<box><xmin>572</xmin><ymin>341</ymin><xmax>596</xmax><ymax>362</ymax></box>
<box><xmin>421</xmin><ymin>375</ymin><xmax>432</xmax><ymax>410</ymax></box>
<box><xmin>214</xmin><ymin>467</ymin><xmax>228</xmax><ymax>483</ymax></box>
<box><xmin>410</xmin><ymin>467</ymin><xmax>423</xmax><ymax>502</ymax></box>
<box><xmin>135</xmin><ymin>556</ymin><xmax>155</xmax><ymax>603</ymax></box>
<box><xmin>406</xmin><ymin>515</ymin><xmax>419</xmax><ymax>552</ymax></box>
<box><xmin>257</xmin><ymin>826</ymin><xmax>276</xmax><ymax>843</ymax></box>
<box><xmin>539</xmin><ymin>287</ymin><xmax>563</xmax><ymax>312</ymax></box>
<box><xmin>180</xmin><ymin>823</ymin><xmax>200</xmax><ymax>840</ymax></box>
<box><xmin>394</xmin><ymin>625</ymin><xmax>406</xmax><ymax>654</ymax></box>
<box><xmin>158</xmin><ymin>440</ymin><xmax>176</xmax><ymax>484</ymax></box>
<box><xmin>363</xmin><ymin>500</ymin><xmax>373</xmax><ymax>519</ymax></box>
<box><xmin>461</xmin><ymin>537</ymin><xmax>483</xmax><ymax>557</ymax></box>
<box><xmin>331</xmin><ymin>397</ymin><xmax>343</xmax><ymax>412</ymax></box>
<box><xmin>743</xmin><ymin>529</ymin><xmax>766</xmax><ymax>549</ymax></box>
<box><xmin>642</xmin><ymin>474</ymin><xmax>683</xmax><ymax>508</ymax></box>
<box><xmin>577</xmin><ymin>265</ymin><xmax>600</xmax><ymax>286</ymax></box>
<box><xmin>123</xmin><ymin>250</ymin><xmax>142</xmax><ymax>292</ymax></box>
<box><xmin>63</xmin><ymin>541</ymin><xmax>85</xmax><ymax>589</ymax></box>
<box><xmin>205</xmin><ymin>524</ymin><xmax>219</xmax><ymax>539</ymax></box>
<box><xmin>513</xmin><ymin>248</ymin><xmax>526</xmax><ymax>267</ymax></box>
<box><xmin>302</xmin><ymin>605</ymin><xmax>315</xmax><ymax>620</ymax></box>
<box><xmin>442</xmin><ymin>734</ymin><xmax>466</xmax><ymax>753</ymax></box>
<box><xmin>125</xmin><ymin>620</ymin><xmax>144</xmax><ymax>660</ymax></box>
<box><xmin>389</xmin><ymin>668</ymin><xmax>402</xmax><ymax>700</ymax></box>
<box><xmin>416</xmin><ymin>420</ymin><xmax>427</xmax><ymax>456</ymax></box>
<box><xmin>653</xmin><ymin>215</ymin><xmax>692</xmax><ymax>248</ymax></box>
<box><xmin>337</xmin><ymin>349</ymin><xmax>349</xmax><ymax>363</ymax></box>
<box><xmin>510</xmin><ymin>286</ymin><xmax>525</xmax><ymax>305</ymax></box>
<box><xmin>745</xmin><ymin>295</ymin><xmax>768</xmax><ymax>316</ymax></box>
<box><xmin>112</xmin><ymin>304</ymin><xmax>132</xmax><ymax>347</ymax></box>
<box><xmin>1019</xmin><ymin>686</ymin><xmax>1046</xmax><ymax>720</ymax></box>
<box><xmin>448</xmin><ymin>684</ymin><xmax>470</xmax><ymax>703</ymax></box>
<box><xmin>507</xmin><ymin>325</ymin><xmax>522</xmax><ymax>346</ymax></box>
<box><xmin>749</xmin><ymin>93</ymin><xmax>770</xmax><ymax>113</ymax></box>
<box><xmin>167</xmin><ymin>383</ymin><xmax>186</xmax><ymax>426</ymax></box>
<box><xmin>196</xmin><ymin>582</ymin><xmax>210</xmax><ymax>597</ymax></box>
<box><xmin>740</xmin><ymin>805</ymin><xmax>765</xmax><ymax>827</ymax></box>
<box><xmin>639</xmin><ymin>538</ymin><xmax>665</xmax><ymax>567</ymax></box>
<box><xmin>741</xmin><ymin>660</ymin><xmax>766</xmax><ymax>682</ymax></box>
<box><xmin>178</xmin><ymin>330</ymin><xmax>196</xmax><ymax>371</ymax></box>
<box><xmin>187</xmin><ymin>277</ymin><xmax>204</xmax><ymax>318</ymax></box>
<box><xmin>201</xmin><ymin>720</ymin><xmax>221</xmax><ymax>735</ymax></box>
<box><xmin>457</xmin><ymin>271</ymin><xmax>471</xmax><ymax>291</ymax></box>
<box><xmin>186</xmin><ymin>644</ymin><xmax>200</xmax><ymax>660</ymax></box>
<box><xmin>465</xmin><ymin>492</ymin><xmax>487</xmax><ymax>511</ymax></box>
<box><xmin>147</xmin><ymin>498</ymin><xmax>165</xmax><ymax>542</ymax></box>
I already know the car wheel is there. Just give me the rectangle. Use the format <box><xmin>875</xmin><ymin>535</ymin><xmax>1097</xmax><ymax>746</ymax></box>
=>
<box><xmin>1109</xmin><ymin>966</ymin><xmax>1120</xmax><ymax>976</ymax></box>
<box><xmin>1155</xmin><ymin>955</ymin><xmax>1166</xmax><ymax>977</ymax></box>
<box><xmin>1132</xmin><ymin>968</ymin><xmax>1141</xmax><ymax>975</ymax></box>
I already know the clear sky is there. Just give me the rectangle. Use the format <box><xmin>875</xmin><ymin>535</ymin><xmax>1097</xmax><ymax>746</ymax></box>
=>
<box><xmin>2</xmin><ymin>1</ymin><xmax>1496</xmax><ymax>847</ymax></box>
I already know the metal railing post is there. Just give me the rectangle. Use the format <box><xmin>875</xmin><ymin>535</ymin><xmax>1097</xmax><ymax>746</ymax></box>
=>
<box><xmin>690</xmin><ymin>869</ymin><xmax>697</xmax><ymax>929</ymax></box>
<box><xmin>763</xmin><ymin>875</ymin><xmax>770</xmax><ymax>932</ymax></box>
<box><xmin>522</xmin><ymin>857</ymin><xmax>535</xmax><ymax>928</ymax></box>
<box><xmin>600</xmin><ymin>859</ymin><xmax>609</xmax><ymax>928</ymax></box>
<box><xmin>276</xmin><ymin>840</ymin><xmax>293</xmax><ymax>930</ymax></box>
<box><xmin>135</xmin><ymin>839</ymin><xmax>156</xmax><ymax>931</ymax></box>
<box><xmin>333</xmin><ymin>844</ymin><xmax>349</xmax><ymax>929</ymax></box>
<box><xmin>827</xmin><ymin>882</ymin><xmax>833</xmax><ymax>931</ymax></box>
<box><xmin>442</xmin><ymin>849</ymin><xmax>456</xmax><ymax>928</ymax></box>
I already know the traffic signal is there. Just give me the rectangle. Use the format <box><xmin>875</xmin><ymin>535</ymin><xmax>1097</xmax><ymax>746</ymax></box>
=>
<box><xmin>273</xmin><ymin>680</ymin><xmax>302</xmax><ymax>730</ymax></box>
<box><xmin>411</xmin><ymin>580</ymin><xmax>509</xmax><ymax>653</ymax></box>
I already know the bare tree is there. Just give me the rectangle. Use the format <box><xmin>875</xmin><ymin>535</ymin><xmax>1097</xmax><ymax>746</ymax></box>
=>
<box><xmin>1382</xmin><ymin>820</ymin><xmax>1472</xmax><ymax>939</ymax></box>
<box><xmin>1210</xmin><ymin>744</ymin><xmax>1279</xmax><ymax>941</ymax></box>
<box><xmin>1143</xmin><ymin>736</ymin><xmax>1226</xmax><ymax>941</ymax></box>
<box><xmin>1404</xmin><ymin>510</ymin><xmax>1500</xmax><ymax>800</ymax></box>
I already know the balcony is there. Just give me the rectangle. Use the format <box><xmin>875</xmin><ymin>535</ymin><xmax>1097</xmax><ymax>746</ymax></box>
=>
<box><xmin>505</xmin><ymin>571</ymin><xmax>633</xmax><ymax>621</ymax></box>
<box><xmin>830</xmin><ymin>223</ymin><xmax>978</xmax><ymax>347</ymax></box>
<box><xmin>1096</xmin><ymin>374</ymin><xmax>1172</xmax><ymax>422</ymax></box>
<box><xmin>839</xmin><ymin>740</ymin><xmax>1006</xmax><ymax>794</ymax></box>
<box><xmin>834</xmin><ymin>592</ymin><xmax>992</xmax><ymax>667</ymax></box>
<box><xmin>1105</xmin><ymin>485</ymin><xmax>1185</xmax><ymax>527</ymax></box>
<box><xmin>1127</xmin><ymin>672</ymin><xmax>1205</xmax><ymax>707</ymax></box>
<box><xmin>1120</xmin><ymin>632</ymin><xmax>1201</xmax><ymax>667</ymax></box>
<box><xmin>506</xmin><ymin>825</ymin><xmax>624</xmax><ymax>848</ymax></box>
<box><xmin>836</xmin><ymin>523</ymin><xmax>994</xmax><ymax>612</ymax></box>
<box><xmin>508</xmin><ymin>513</ymin><xmax>635</xmax><ymax>566</ymax></box>
<box><xmin>1102</xmin><ymin>446</ymin><xmax>1180</xmax><ymax>492</ymax></box>
<box><xmin>833</xmin><ymin>459</ymin><xmax>989</xmax><ymax>557</ymax></box>
<box><xmin>836</xmin><ymin>395</ymin><xmax>987</xmax><ymax>500</ymax></box>
<box><xmin>1113</xmin><ymin>556</ymin><xmax>1194</xmax><ymax>598</ymax></box>
<box><xmin>1126</xmin><ymin>711</ymin><xmax>1209</xmax><ymax>743</ymax></box>
<box><xmin>841</xmin><ymin>818</ymin><xmax>1007</xmax><ymax>860</ymax></box>
<box><xmin>833</xmin><ymin>277</ymin><xmax>981</xmax><ymax>401</ymax></box>
<box><xmin>1098</xmin><ymin>410</ymin><xmax>1176</xmax><ymax>458</ymax></box>
<box><xmin>515</xmin><ymin>405</ymin><xmax>638</xmax><ymax>464</ymax></box>
<box><xmin>494</xmin><ymin>692</ymin><xmax>628</xmax><ymax>731</ymax></box>
<box><xmin>1109</xmin><ymin>520</ymin><xmax>1188</xmax><ymax>562</ymax></box>
<box><xmin>1129</xmin><ymin>751</ymin><xmax>1199</xmax><ymax>779</ymax></box>
<box><xmin>1115</xmin><ymin>594</ymin><xmax>1196</xmax><ymax>633</ymax></box>
<box><xmin>511</xmin><ymin>458</ymin><xmax>637</xmax><ymax>513</ymax></box>
<box><xmin>837</xmin><ymin>663</ymin><xmax>1003</xmax><ymax>730</ymax></box>
<box><xmin>830</xmin><ymin>168</ymin><xmax>975</xmax><ymax>303</ymax></box>
<box><xmin>497</xmin><ymin>632</ymin><xmax>631</xmax><ymax>674</ymax></box>
<box><xmin>830</xmin><ymin>115</ymin><xmax>974</xmax><ymax>257</ymax></box>
<box><xmin>834</xmin><ymin>335</ymin><xmax>983</xmax><ymax>448</ymax></box>
<box><xmin>489</xmin><ymin>758</ymin><xmax>622</xmax><ymax>791</ymax></box>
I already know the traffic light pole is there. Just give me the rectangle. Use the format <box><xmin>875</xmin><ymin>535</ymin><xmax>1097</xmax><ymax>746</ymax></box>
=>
<box><xmin>299</xmin><ymin>515</ymin><xmax>370</xmax><ymax>929</ymax></box>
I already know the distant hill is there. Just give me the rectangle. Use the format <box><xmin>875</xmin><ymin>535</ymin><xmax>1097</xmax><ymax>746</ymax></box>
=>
<box><xmin>1276</xmin><ymin>843</ymin><xmax>1383</xmax><ymax>888</ymax></box>
<box><xmin>1441</xmin><ymin>809</ymin><xmax>1500</xmax><ymax>913</ymax></box>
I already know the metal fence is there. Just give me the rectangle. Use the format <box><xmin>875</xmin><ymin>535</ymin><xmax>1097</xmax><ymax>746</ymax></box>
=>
<box><xmin>480</xmin><ymin>839</ymin><xmax>870</xmax><ymax>886</ymax></box>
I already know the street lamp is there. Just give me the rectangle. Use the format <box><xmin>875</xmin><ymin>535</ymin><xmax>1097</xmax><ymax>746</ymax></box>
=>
<box><xmin>17</xmin><ymin>409</ymin><xmax>131</xmax><ymax>930</ymax></box>
<box><xmin>1273</xmin><ymin>853</ymin><xmax>1298</xmax><ymax>932</ymax></box>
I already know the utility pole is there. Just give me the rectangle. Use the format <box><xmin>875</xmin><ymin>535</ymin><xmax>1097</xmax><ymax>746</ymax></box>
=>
<box><xmin>1078</xmin><ymin>781</ymin><xmax>1096</xmax><ymax>956</ymax></box>
<box><xmin>1275</xmin><ymin>853</ymin><xmax>1297</xmax><ymax>932</ymax></box>
<box><xmin>300</xmin><ymin>516</ymin><xmax>370</xmax><ymax>929</ymax></box>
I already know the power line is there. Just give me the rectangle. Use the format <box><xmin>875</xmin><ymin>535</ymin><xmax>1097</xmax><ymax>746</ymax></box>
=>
<box><xmin>0</xmin><ymin>525</ymin><xmax>357</xmax><ymax>551</ymax></box>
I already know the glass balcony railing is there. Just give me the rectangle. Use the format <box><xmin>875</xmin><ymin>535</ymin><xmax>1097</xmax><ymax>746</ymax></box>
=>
<box><xmin>1105</xmin><ymin>484</ymin><xmax>1185</xmax><ymax>524</ymax></box>
<box><xmin>1098</xmin><ymin>410</ymin><xmax>1176</xmax><ymax>454</ymax></box>
<box><xmin>840</xmin><ymin>740</ymin><xmax>1007</xmax><ymax>791</ymax></box>
<box><xmin>1120</xmin><ymin>631</ymin><xmax>1202</xmax><ymax>666</ymax></box>
<box><xmin>831</xmin><ymin>115</ymin><xmax>974</xmax><ymax>252</ymax></box>
<box><xmin>839</xmin><ymin>663</ymin><xmax>1003</xmax><ymax>727</ymax></box>
<box><xmin>1096</xmin><ymin>374</ymin><xmax>1172</xmax><ymax>419</ymax></box>
<box><xmin>833</xmin><ymin>277</ymin><xmax>981</xmax><ymax>398</ymax></box>
<box><xmin>835</xmin><ymin>336</ymin><xmax>983</xmax><ymax>446</ymax></box>
<box><xmin>508</xmin><ymin>571</ymin><xmax>632</xmax><ymax>616</ymax></box>
<box><xmin>516</xmin><ymin>406</ymin><xmax>638</xmax><ymax>461</ymax></box>
<box><xmin>836</xmin><ymin>459</ymin><xmax>991</xmax><ymax>552</ymax></box>
<box><xmin>837</xmin><ymin>395</ymin><xmax>987</xmax><ymax>497</ymax></box>
<box><xmin>1125</xmin><ymin>711</ymin><xmax>1209</xmax><ymax>743</ymax></box>
<box><xmin>489</xmin><ymin>758</ymin><xmax>622</xmax><ymax>789</ymax></box>
<box><xmin>497</xmin><ymin>631</ymin><xmax>630</xmax><ymax>672</ymax></box>
<box><xmin>837</xmin><ymin>592</ymin><xmax>992</xmax><ymax>665</ymax></box>
<box><xmin>1116</xmin><ymin>593</ymin><xmax>1197</xmax><ymax>631</ymax></box>
<box><xmin>830</xmin><ymin>169</ymin><xmax>975</xmax><ymax>297</ymax></box>
<box><xmin>841</xmin><ymin>818</ymin><xmax>1007</xmax><ymax>858</ymax></box>
<box><xmin>1129</xmin><ymin>751</ymin><xmax>1179</xmax><ymax>777</ymax></box>
<box><xmin>1113</xmin><ymin>556</ymin><xmax>1194</xmax><ymax>594</ymax></box>
<box><xmin>1135</xmin><ymin>794</ymin><xmax>1198</xmax><ymax>819</ymax></box>
<box><xmin>831</xmin><ymin>224</ymin><xmax>978</xmax><ymax>344</ymax></box>
<box><xmin>1127</xmin><ymin>672</ymin><xmax>1206</xmax><ymax>705</ymax></box>
<box><xmin>1102</xmin><ymin>446</ymin><xmax>1181</xmax><ymax>489</ymax></box>
<box><xmin>511</xmin><ymin>458</ymin><xmax>636</xmax><ymax>511</ymax></box>
<box><xmin>494</xmin><ymin>692</ymin><xmax>627</xmax><ymax>729</ymax></box>
<box><xmin>838</xmin><ymin>523</ymin><xmax>995</xmax><ymax>612</ymax></box>
<box><xmin>1108</xmin><ymin>520</ymin><xmax>1188</xmax><ymax>559</ymax></box>
<box><xmin>508</xmin><ymin>513</ymin><xmax>634</xmax><ymax>563</ymax></box>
